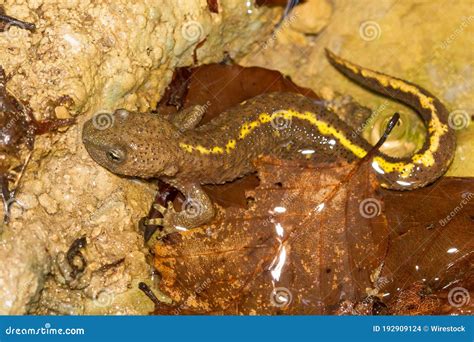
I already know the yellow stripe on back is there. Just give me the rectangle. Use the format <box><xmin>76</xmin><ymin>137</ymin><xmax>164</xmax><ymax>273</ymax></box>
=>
<box><xmin>179</xmin><ymin>57</ymin><xmax>447</xmax><ymax>179</ymax></box>
<box><xmin>179</xmin><ymin>109</ymin><xmax>443</xmax><ymax>177</ymax></box>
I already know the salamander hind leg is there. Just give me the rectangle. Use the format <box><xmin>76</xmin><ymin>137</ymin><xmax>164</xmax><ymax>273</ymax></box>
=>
<box><xmin>162</xmin><ymin>181</ymin><xmax>215</xmax><ymax>230</ymax></box>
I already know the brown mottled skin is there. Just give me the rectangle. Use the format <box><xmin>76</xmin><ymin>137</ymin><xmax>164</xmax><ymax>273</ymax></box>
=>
<box><xmin>82</xmin><ymin>50</ymin><xmax>456</xmax><ymax>229</ymax></box>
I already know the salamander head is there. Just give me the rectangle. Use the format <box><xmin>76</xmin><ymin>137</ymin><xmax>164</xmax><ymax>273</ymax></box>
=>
<box><xmin>82</xmin><ymin>109</ymin><xmax>181</xmax><ymax>178</ymax></box>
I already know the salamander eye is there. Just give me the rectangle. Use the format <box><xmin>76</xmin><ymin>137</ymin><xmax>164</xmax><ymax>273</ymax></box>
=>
<box><xmin>106</xmin><ymin>148</ymin><xmax>125</xmax><ymax>164</ymax></box>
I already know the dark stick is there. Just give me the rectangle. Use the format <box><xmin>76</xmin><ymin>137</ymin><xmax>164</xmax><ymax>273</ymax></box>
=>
<box><xmin>276</xmin><ymin>0</ymin><xmax>300</xmax><ymax>28</ymax></box>
<box><xmin>0</xmin><ymin>175</ymin><xmax>15</xmax><ymax>224</ymax></box>
<box><xmin>0</xmin><ymin>13</ymin><xmax>35</xmax><ymax>31</ymax></box>
<box><xmin>138</xmin><ymin>282</ymin><xmax>162</xmax><ymax>307</ymax></box>
<box><xmin>364</xmin><ymin>112</ymin><xmax>401</xmax><ymax>160</ymax></box>
<box><xmin>66</xmin><ymin>236</ymin><xmax>87</xmax><ymax>278</ymax></box>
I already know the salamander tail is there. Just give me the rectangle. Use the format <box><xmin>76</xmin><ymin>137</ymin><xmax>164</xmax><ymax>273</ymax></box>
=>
<box><xmin>325</xmin><ymin>49</ymin><xmax>456</xmax><ymax>190</ymax></box>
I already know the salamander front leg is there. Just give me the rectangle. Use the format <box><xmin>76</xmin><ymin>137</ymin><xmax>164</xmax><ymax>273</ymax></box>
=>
<box><xmin>162</xmin><ymin>181</ymin><xmax>215</xmax><ymax>230</ymax></box>
<box><xmin>170</xmin><ymin>105</ymin><xmax>206</xmax><ymax>132</ymax></box>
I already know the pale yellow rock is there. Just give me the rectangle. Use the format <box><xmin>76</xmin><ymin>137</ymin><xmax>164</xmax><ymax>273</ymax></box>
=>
<box><xmin>290</xmin><ymin>0</ymin><xmax>333</xmax><ymax>34</ymax></box>
<box><xmin>54</xmin><ymin>106</ymin><xmax>71</xmax><ymax>119</ymax></box>
<box><xmin>38</xmin><ymin>193</ymin><xmax>59</xmax><ymax>215</ymax></box>
<box><xmin>0</xmin><ymin>0</ymin><xmax>280</xmax><ymax>117</ymax></box>
<box><xmin>0</xmin><ymin>0</ymin><xmax>282</xmax><ymax>315</ymax></box>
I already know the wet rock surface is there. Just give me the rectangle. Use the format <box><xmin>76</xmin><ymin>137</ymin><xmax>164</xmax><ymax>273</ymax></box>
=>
<box><xmin>0</xmin><ymin>0</ymin><xmax>281</xmax><ymax>314</ymax></box>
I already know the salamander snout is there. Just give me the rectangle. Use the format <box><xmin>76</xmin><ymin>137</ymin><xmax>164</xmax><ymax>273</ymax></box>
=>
<box><xmin>82</xmin><ymin>109</ymin><xmax>181</xmax><ymax>179</ymax></box>
<box><xmin>82</xmin><ymin>115</ymin><xmax>130</xmax><ymax>175</ymax></box>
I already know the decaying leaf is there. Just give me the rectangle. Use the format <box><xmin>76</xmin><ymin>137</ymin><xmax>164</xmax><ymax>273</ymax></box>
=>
<box><xmin>380</xmin><ymin>178</ymin><xmax>474</xmax><ymax>314</ymax></box>
<box><xmin>157</xmin><ymin>63</ymin><xmax>319</xmax><ymax>121</ymax></box>
<box><xmin>153</xmin><ymin>156</ymin><xmax>388</xmax><ymax>314</ymax></box>
<box><xmin>207</xmin><ymin>0</ymin><xmax>219</xmax><ymax>13</ymax></box>
<box><xmin>386</xmin><ymin>282</ymin><xmax>441</xmax><ymax>315</ymax></box>
<box><xmin>149</xmin><ymin>62</ymin><xmax>473</xmax><ymax>316</ymax></box>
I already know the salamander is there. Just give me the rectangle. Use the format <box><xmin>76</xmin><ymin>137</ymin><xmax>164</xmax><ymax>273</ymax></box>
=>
<box><xmin>82</xmin><ymin>50</ymin><xmax>456</xmax><ymax>229</ymax></box>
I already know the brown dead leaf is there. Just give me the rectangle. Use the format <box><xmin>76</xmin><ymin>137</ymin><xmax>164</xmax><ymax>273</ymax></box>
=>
<box><xmin>157</xmin><ymin>64</ymin><xmax>319</xmax><ymax>121</ymax></box>
<box><xmin>207</xmin><ymin>0</ymin><xmax>219</xmax><ymax>13</ymax></box>
<box><xmin>386</xmin><ymin>282</ymin><xmax>441</xmax><ymax>315</ymax></box>
<box><xmin>153</xmin><ymin>156</ymin><xmax>388</xmax><ymax>314</ymax></box>
<box><xmin>149</xmin><ymin>63</ymin><xmax>473</xmax><ymax>316</ymax></box>
<box><xmin>380</xmin><ymin>178</ymin><xmax>474</xmax><ymax>314</ymax></box>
